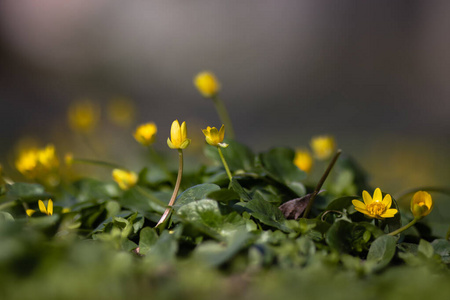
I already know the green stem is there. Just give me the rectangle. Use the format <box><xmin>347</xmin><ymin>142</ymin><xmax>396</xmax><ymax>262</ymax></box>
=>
<box><xmin>217</xmin><ymin>147</ymin><xmax>232</xmax><ymax>182</ymax></box>
<box><xmin>388</xmin><ymin>218</ymin><xmax>419</xmax><ymax>236</ymax></box>
<box><xmin>155</xmin><ymin>149</ymin><xmax>183</xmax><ymax>228</ymax></box>
<box><xmin>71</xmin><ymin>158</ymin><xmax>123</xmax><ymax>169</ymax></box>
<box><xmin>303</xmin><ymin>150</ymin><xmax>342</xmax><ymax>218</ymax></box>
<box><xmin>212</xmin><ymin>96</ymin><xmax>235</xmax><ymax>139</ymax></box>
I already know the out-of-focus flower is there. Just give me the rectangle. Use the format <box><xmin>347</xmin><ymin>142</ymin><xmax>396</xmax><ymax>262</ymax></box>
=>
<box><xmin>194</xmin><ymin>71</ymin><xmax>220</xmax><ymax>98</ymax></box>
<box><xmin>352</xmin><ymin>188</ymin><xmax>398</xmax><ymax>219</ymax></box>
<box><xmin>293</xmin><ymin>149</ymin><xmax>313</xmax><ymax>173</ymax></box>
<box><xmin>16</xmin><ymin>144</ymin><xmax>59</xmax><ymax>178</ymax></box>
<box><xmin>134</xmin><ymin>123</ymin><xmax>157</xmax><ymax>146</ymax></box>
<box><xmin>68</xmin><ymin>100</ymin><xmax>100</xmax><ymax>133</ymax></box>
<box><xmin>167</xmin><ymin>120</ymin><xmax>191</xmax><ymax>149</ymax></box>
<box><xmin>26</xmin><ymin>199</ymin><xmax>53</xmax><ymax>216</ymax></box>
<box><xmin>107</xmin><ymin>97</ymin><xmax>136</xmax><ymax>127</ymax></box>
<box><xmin>411</xmin><ymin>191</ymin><xmax>433</xmax><ymax>218</ymax></box>
<box><xmin>202</xmin><ymin>125</ymin><xmax>228</xmax><ymax>148</ymax></box>
<box><xmin>112</xmin><ymin>169</ymin><xmax>138</xmax><ymax>190</ymax></box>
<box><xmin>65</xmin><ymin>153</ymin><xmax>74</xmax><ymax>167</ymax></box>
<box><xmin>310</xmin><ymin>135</ymin><xmax>336</xmax><ymax>160</ymax></box>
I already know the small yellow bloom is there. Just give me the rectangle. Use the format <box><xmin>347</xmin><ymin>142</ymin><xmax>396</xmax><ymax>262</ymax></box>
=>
<box><xmin>293</xmin><ymin>149</ymin><xmax>313</xmax><ymax>173</ymax></box>
<box><xmin>112</xmin><ymin>169</ymin><xmax>138</xmax><ymax>190</ymax></box>
<box><xmin>107</xmin><ymin>97</ymin><xmax>135</xmax><ymax>127</ymax></box>
<box><xmin>410</xmin><ymin>191</ymin><xmax>433</xmax><ymax>218</ymax></box>
<box><xmin>26</xmin><ymin>199</ymin><xmax>53</xmax><ymax>216</ymax></box>
<box><xmin>15</xmin><ymin>144</ymin><xmax>59</xmax><ymax>178</ymax></box>
<box><xmin>68</xmin><ymin>100</ymin><xmax>100</xmax><ymax>133</ymax></box>
<box><xmin>202</xmin><ymin>124</ymin><xmax>228</xmax><ymax>148</ymax></box>
<box><xmin>310</xmin><ymin>135</ymin><xmax>336</xmax><ymax>160</ymax></box>
<box><xmin>134</xmin><ymin>123</ymin><xmax>157</xmax><ymax>146</ymax></box>
<box><xmin>167</xmin><ymin>120</ymin><xmax>191</xmax><ymax>149</ymax></box>
<box><xmin>65</xmin><ymin>153</ymin><xmax>74</xmax><ymax>167</ymax></box>
<box><xmin>194</xmin><ymin>71</ymin><xmax>220</xmax><ymax>98</ymax></box>
<box><xmin>352</xmin><ymin>188</ymin><xmax>398</xmax><ymax>219</ymax></box>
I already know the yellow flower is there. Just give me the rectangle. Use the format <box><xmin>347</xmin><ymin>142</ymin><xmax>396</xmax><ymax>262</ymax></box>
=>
<box><xmin>16</xmin><ymin>149</ymin><xmax>39</xmax><ymax>177</ymax></box>
<box><xmin>352</xmin><ymin>188</ymin><xmax>398</xmax><ymax>219</ymax></box>
<box><xmin>134</xmin><ymin>123</ymin><xmax>157</xmax><ymax>146</ymax></box>
<box><xmin>15</xmin><ymin>144</ymin><xmax>59</xmax><ymax>178</ymax></box>
<box><xmin>65</xmin><ymin>153</ymin><xmax>74</xmax><ymax>167</ymax></box>
<box><xmin>107</xmin><ymin>97</ymin><xmax>135</xmax><ymax>127</ymax></box>
<box><xmin>310</xmin><ymin>135</ymin><xmax>336</xmax><ymax>160</ymax></box>
<box><xmin>112</xmin><ymin>169</ymin><xmax>138</xmax><ymax>190</ymax></box>
<box><xmin>26</xmin><ymin>199</ymin><xmax>53</xmax><ymax>216</ymax></box>
<box><xmin>194</xmin><ymin>71</ymin><xmax>221</xmax><ymax>98</ymax></box>
<box><xmin>410</xmin><ymin>191</ymin><xmax>433</xmax><ymax>218</ymax></box>
<box><xmin>202</xmin><ymin>125</ymin><xmax>228</xmax><ymax>148</ymax></box>
<box><xmin>293</xmin><ymin>149</ymin><xmax>313</xmax><ymax>173</ymax></box>
<box><xmin>167</xmin><ymin>120</ymin><xmax>191</xmax><ymax>149</ymax></box>
<box><xmin>68</xmin><ymin>100</ymin><xmax>100</xmax><ymax>133</ymax></box>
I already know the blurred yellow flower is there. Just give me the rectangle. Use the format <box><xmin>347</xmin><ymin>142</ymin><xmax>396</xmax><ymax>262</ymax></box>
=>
<box><xmin>15</xmin><ymin>144</ymin><xmax>59</xmax><ymax>178</ymax></box>
<box><xmin>293</xmin><ymin>149</ymin><xmax>313</xmax><ymax>173</ymax></box>
<box><xmin>134</xmin><ymin>123</ymin><xmax>157</xmax><ymax>146</ymax></box>
<box><xmin>202</xmin><ymin>125</ymin><xmax>228</xmax><ymax>148</ymax></box>
<box><xmin>167</xmin><ymin>120</ymin><xmax>191</xmax><ymax>149</ymax></box>
<box><xmin>112</xmin><ymin>169</ymin><xmax>138</xmax><ymax>190</ymax></box>
<box><xmin>65</xmin><ymin>153</ymin><xmax>74</xmax><ymax>166</ymax></box>
<box><xmin>310</xmin><ymin>135</ymin><xmax>336</xmax><ymax>160</ymax></box>
<box><xmin>107</xmin><ymin>97</ymin><xmax>135</xmax><ymax>127</ymax></box>
<box><xmin>68</xmin><ymin>100</ymin><xmax>100</xmax><ymax>133</ymax></box>
<box><xmin>411</xmin><ymin>191</ymin><xmax>433</xmax><ymax>218</ymax></box>
<box><xmin>352</xmin><ymin>188</ymin><xmax>398</xmax><ymax>219</ymax></box>
<box><xmin>26</xmin><ymin>199</ymin><xmax>53</xmax><ymax>216</ymax></box>
<box><xmin>194</xmin><ymin>71</ymin><xmax>220</xmax><ymax>98</ymax></box>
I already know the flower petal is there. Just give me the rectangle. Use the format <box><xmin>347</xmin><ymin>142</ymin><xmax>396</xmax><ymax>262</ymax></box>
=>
<box><xmin>181</xmin><ymin>121</ymin><xmax>187</xmax><ymax>142</ymax></box>
<box><xmin>380</xmin><ymin>208</ymin><xmax>398</xmax><ymax>218</ymax></box>
<box><xmin>354</xmin><ymin>206</ymin><xmax>372</xmax><ymax>217</ymax></box>
<box><xmin>26</xmin><ymin>209</ymin><xmax>36</xmax><ymax>217</ymax></box>
<box><xmin>362</xmin><ymin>190</ymin><xmax>373</xmax><ymax>205</ymax></box>
<box><xmin>352</xmin><ymin>199</ymin><xmax>366</xmax><ymax>210</ymax></box>
<box><xmin>219</xmin><ymin>124</ymin><xmax>225</xmax><ymax>141</ymax></box>
<box><xmin>382</xmin><ymin>194</ymin><xmax>392</xmax><ymax>209</ymax></box>
<box><xmin>373</xmin><ymin>188</ymin><xmax>382</xmax><ymax>202</ymax></box>
<box><xmin>48</xmin><ymin>199</ymin><xmax>53</xmax><ymax>216</ymax></box>
<box><xmin>171</xmin><ymin>120</ymin><xmax>181</xmax><ymax>147</ymax></box>
<box><xmin>38</xmin><ymin>200</ymin><xmax>47</xmax><ymax>214</ymax></box>
<box><xmin>167</xmin><ymin>137</ymin><xmax>176</xmax><ymax>149</ymax></box>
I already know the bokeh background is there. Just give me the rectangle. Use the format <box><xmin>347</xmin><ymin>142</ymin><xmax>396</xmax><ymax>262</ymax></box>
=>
<box><xmin>1</xmin><ymin>0</ymin><xmax>449</xmax><ymax>197</ymax></box>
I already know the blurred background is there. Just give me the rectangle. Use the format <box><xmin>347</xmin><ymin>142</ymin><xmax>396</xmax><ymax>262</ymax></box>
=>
<box><xmin>0</xmin><ymin>0</ymin><xmax>449</xmax><ymax>197</ymax></box>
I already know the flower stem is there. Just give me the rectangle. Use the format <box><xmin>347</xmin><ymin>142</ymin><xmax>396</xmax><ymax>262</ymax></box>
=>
<box><xmin>388</xmin><ymin>217</ymin><xmax>419</xmax><ymax>236</ymax></box>
<box><xmin>217</xmin><ymin>146</ymin><xmax>232</xmax><ymax>182</ymax></box>
<box><xmin>155</xmin><ymin>149</ymin><xmax>184</xmax><ymax>228</ymax></box>
<box><xmin>212</xmin><ymin>96</ymin><xmax>235</xmax><ymax>139</ymax></box>
<box><xmin>303</xmin><ymin>149</ymin><xmax>342</xmax><ymax>218</ymax></box>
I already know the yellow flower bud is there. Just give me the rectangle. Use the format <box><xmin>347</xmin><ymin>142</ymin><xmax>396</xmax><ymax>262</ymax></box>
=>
<box><xmin>202</xmin><ymin>125</ymin><xmax>228</xmax><ymax>148</ymax></box>
<box><xmin>410</xmin><ymin>191</ymin><xmax>433</xmax><ymax>218</ymax></box>
<box><xmin>112</xmin><ymin>169</ymin><xmax>138</xmax><ymax>190</ymax></box>
<box><xmin>293</xmin><ymin>149</ymin><xmax>313</xmax><ymax>173</ymax></box>
<box><xmin>167</xmin><ymin>120</ymin><xmax>191</xmax><ymax>149</ymax></box>
<box><xmin>134</xmin><ymin>123</ymin><xmax>157</xmax><ymax>146</ymax></box>
<box><xmin>310</xmin><ymin>135</ymin><xmax>336</xmax><ymax>160</ymax></box>
<box><xmin>68</xmin><ymin>100</ymin><xmax>100</xmax><ymax>133</ymax></box>
<box><xmin>194</xmin><ymin>71</ymin><xmax>220</xmax><ymax>98</ymax></box>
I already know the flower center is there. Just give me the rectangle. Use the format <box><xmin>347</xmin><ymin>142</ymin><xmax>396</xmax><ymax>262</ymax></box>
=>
<box><xmin>367</xmin><ymin>201</ymin><xmax>386</xmax><ymax>216</ymax></box>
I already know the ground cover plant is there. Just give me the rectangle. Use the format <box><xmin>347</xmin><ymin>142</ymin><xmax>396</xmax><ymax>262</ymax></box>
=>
<box><xmin>1</xmin><ymin>72</ymin><xmax>449</xmax><ymax>300</ymax></box>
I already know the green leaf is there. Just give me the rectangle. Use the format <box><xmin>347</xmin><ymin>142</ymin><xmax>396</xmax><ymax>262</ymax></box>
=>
<box><xmin>146</xmin><ymin>230</ymin><xmax>178</xmax><ymax>262</ymax></box>
<box><xmin>238</xmin><ymin>193</ymin><xmax>292</xmax><ymax>232</ymax></box>
<box><xmin>431</xmin><ymin>239</ymin><xmax>450</xmax><ymax>263</ymax></box>
<box><xmin>230</xmin><ymin>178</ymin><xmax>252</xmax><ymax>201</ymax></box>
<box><xmin>204</xmin><ymin>140</ymin><xmax>255</xmax><ymax>172</ymax></box>
<box><xmin>367</xmin><ymin>235</ymin><xmax>397</xmax><ymax>271</ymax></box>
<box><xmin>259</xmin><ymin>147</ymin><xmax>306</xmax><ymax>196</ymax></box>
<box><xmin>0</xmin><ymin>211</ymin><xmax>14</xmax><ymax>222</ymax></box>
<box><xmin>193</xmin><ymin>229</ymin><xmax>252</xmax><ymax>267</ymax></box>
<box><xmin>6</xmin><ymin>183</ymin><xmax>50</xmax><ymax>202</ymax></box>
<box><xmin>206</xmin><ymin>189</ymin><xmax>240</xmax><ymax>203</ymax></box>
<box><xmin>418</xmin><ymin>239</ymin><xmax>434</xmax><ymax>258</ymax></box>
<box><xmin>177</xmin><ymin>199</ymin><xmax>222</xmax><ymax>228</ymax></box>
<box><xmin>139</xmin><ymin>227</ymin><xmax>158</xmax><ymax>255</ymax></box>
<box><xmin>380</xmin><ymin>194</ymin><xmax>402</xmax><ymax>233</ymax></box>
<box><xmin>325</xmin><ymin>220</ymin><xmax>376</xmax><ymax>253</ymax></box>
<box><xmin>174</xmin><ymin>183</ymin><xmax>220</xmax><ymax>208</ymax></box>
